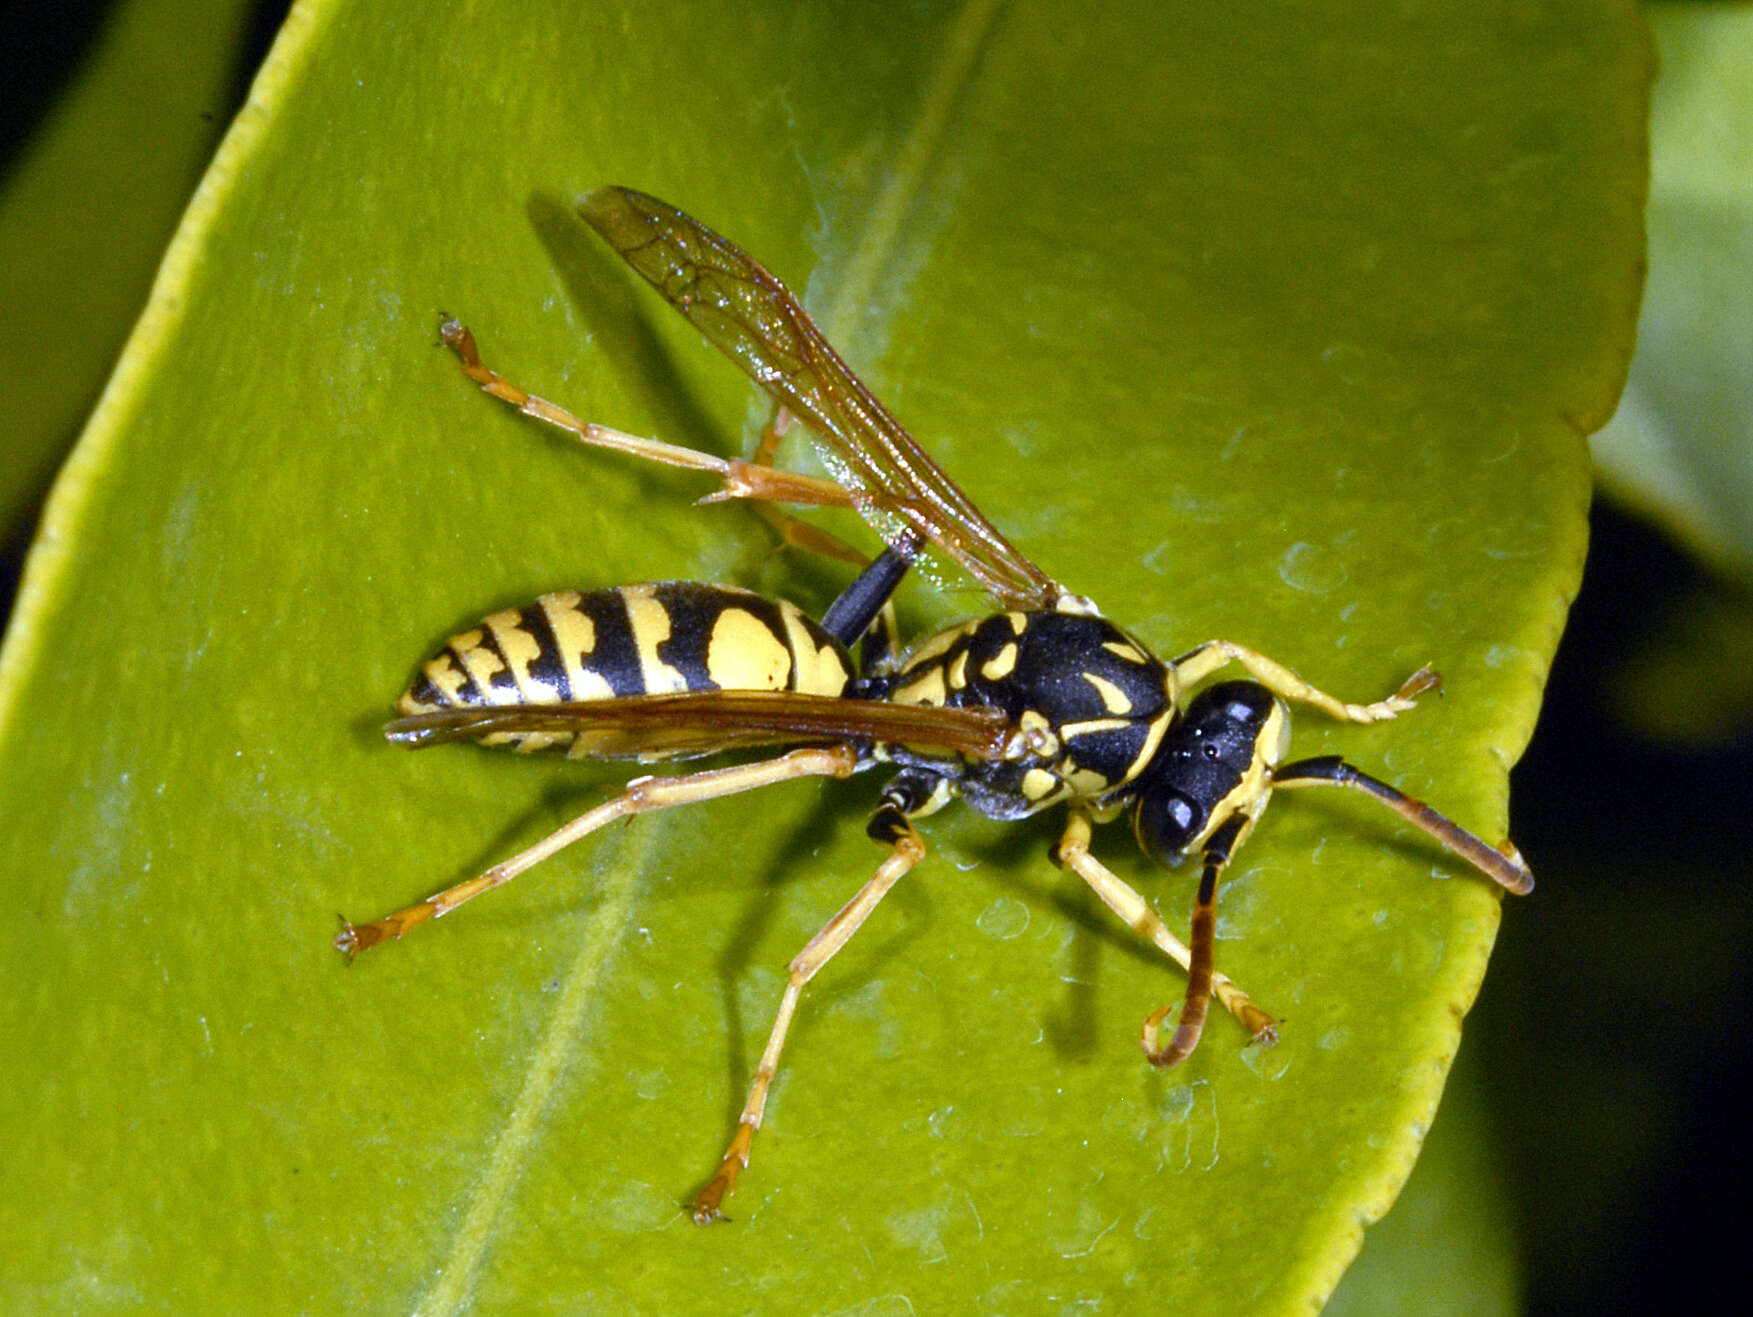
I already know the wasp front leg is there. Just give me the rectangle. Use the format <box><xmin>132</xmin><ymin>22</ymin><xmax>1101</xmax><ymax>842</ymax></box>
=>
<box><xmin>1170</xmin><ymin>640</ymin><xmax>1440</xmax><ymax>726</ymax></box>
<box><xmin>1052</xmin><ymin>808</ymin><xmax>1278</xmax><ymax>1050</ymax></box>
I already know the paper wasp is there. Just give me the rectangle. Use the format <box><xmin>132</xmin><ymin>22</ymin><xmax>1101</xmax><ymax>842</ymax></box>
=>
<box><xmin>337</xmin><ymin>187</ymin><xmax>1533</xmax><ymax>1223</ymax></box>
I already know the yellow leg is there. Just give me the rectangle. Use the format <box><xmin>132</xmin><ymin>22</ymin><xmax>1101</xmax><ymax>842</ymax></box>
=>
<box><xmin>335</xmin><ymin>745</ymin><xmax>858</xmax><ymax>958</ymax></box>
<box><xmin>440</xmin><ymin>318</ymin><xmax>855</xmax><ymax>511</ymax></box>
<box><xmin>1052</xmin><ymin>809</ymin><xmax>1278</xmax><ymax>1050</ymax></box>
<box><xmin>1169</xmin><ymin>640</ymin><xmax>1440</xmax><ymax>725</ymax></box>
<box><xmin>691</xmin><ymin>816</ymin><xmax>927</xmax><ymax>1223</ymax></box>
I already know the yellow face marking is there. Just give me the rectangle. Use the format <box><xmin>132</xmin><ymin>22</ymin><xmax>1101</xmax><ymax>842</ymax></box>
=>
<box><xmin>981</xmin><ymin>642</ymin><xmax>1018</xmax><ymax>681</ymax></box>
<box><xmin>1183</xmin><ymin>702</ymin><xmax>1290</xmax><ymax>851</ymax></box>
<box><xmin>1102</xmin><ymin>639</ymin><xmax>1148</xmax><ymax>665</ymax></box>
<box><xmin>707</xmin><ymin>607</ymin><xmax>794</xmax><ymax>691</ymax></box>
<box><xmin>486</xmin><ymin>609</ymin><xmax>554</xmax><ymax>703</ymax></box>
<box><xmin>778</xmin><ymin>603</ymin><xmax>851</xmax><ymax>697</ymax></box>
<box><xmin>540</xmin><ymin>592</ymin><xmax>615</xmax><ymax>702</ymax></box>
<box><xmin>1192</xmin><ymin>782</ymin><xmax>1267</xmax><ymax>853</ymax></box>
<box><xmin>622</xmin><ymin>584</ymin><xmax>689</xmax><ymax>694</ymax></box>
<box><xmin>1021</xmin><ymin>767</ymin><xmax>1061</xmax><ymax>802</ymax></box>
<box><xmin>1262</xmin><ymin>699</ymin><xmax>1292</xmax><ymax>766</ymax></box>
<box><xmin>1081</xmin><ymin>672</ymin><xmax>1134</xmax><ymax>715</ymax></box>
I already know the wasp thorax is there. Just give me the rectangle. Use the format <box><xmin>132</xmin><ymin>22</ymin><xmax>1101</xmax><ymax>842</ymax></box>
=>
<box><xmin>875</xmin><ymin>608</ymin><xmax>1177</xmax><ymax>820</ymax></box>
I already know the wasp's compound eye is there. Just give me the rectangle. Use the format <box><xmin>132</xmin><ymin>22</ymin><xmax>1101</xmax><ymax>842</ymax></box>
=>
<box><xmin>1134</xmin><ymin>786</ymin><xmax>1203</xmax><ymax>867</ymax></box>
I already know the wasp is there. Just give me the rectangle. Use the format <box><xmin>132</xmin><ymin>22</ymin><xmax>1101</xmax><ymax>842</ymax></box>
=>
<box><xmin>337</xmin><ymin>187</ymin><xmax>1533</xmax><ymax>1223</ymax></box>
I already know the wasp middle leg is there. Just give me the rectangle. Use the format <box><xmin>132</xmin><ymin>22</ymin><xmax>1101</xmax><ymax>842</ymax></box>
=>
<box><xmin>690</xmin><ymin>768</ymin><xmax>947</xmax><ymax>1223</ymax></box>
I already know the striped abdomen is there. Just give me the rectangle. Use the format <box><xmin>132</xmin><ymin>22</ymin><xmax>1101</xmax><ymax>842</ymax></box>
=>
<box><xmin>399</xmin><ymin>583</ymin><xmax>855</xmax><ymax>752</ymax></box>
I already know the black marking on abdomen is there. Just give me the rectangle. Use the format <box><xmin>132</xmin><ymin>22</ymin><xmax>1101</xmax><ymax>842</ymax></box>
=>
<box><xmin>517</xmin><ymin>601</ymin><xmax>570</xmax><ymax>702</ymax></box>
<box><xmin>436</xmin><ymin>646</ymin><xmax>485</xmax><ymax>706</ymax></box>
<box><xmin>654</xmin><ymin>584</ymin><xmax>778</xmax><ymax>690</ymax></box>
<box><xmin>576</xmin><ymin>589</ymin><xmax>646</xmax><ymax>698</ymax></box>
<box><xmin>406</xmin><ymin>666</ymin><xmax>453</xmax><ymax>710</ymax></box>
<box><xmin>470</xmin><ymin>626</ymin><xmax>523</xmax><ymax>702</ymax></box>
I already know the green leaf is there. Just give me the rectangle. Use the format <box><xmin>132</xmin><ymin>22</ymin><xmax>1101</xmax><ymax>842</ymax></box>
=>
<box><xmin>0</xmin><ymin>1</ymin><xmax>1644</xmax><ymax>1312</ymax></box>
<box><xmin>1325</xmin><ymin>1054</ymin><xmax>1521</xmax><ymax>1317</ymax></box>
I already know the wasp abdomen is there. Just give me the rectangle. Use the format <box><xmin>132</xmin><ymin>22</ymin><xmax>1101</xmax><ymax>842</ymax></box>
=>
<box><xmin>399</xmin><ymin>583</ymin><xmax>854</xmax><ymax>751</ymax></box>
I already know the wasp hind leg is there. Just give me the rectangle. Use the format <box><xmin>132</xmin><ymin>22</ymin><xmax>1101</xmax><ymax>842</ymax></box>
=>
<box><xmin>440</xmin><ymin>318</ymin><xmax>856</xmax><ymax>513</ymax></box>
<box><xmin>691</xmin><ymin>769</ymin><xmax>947</xmax><ymax>1224</ymax></box>
<box><xmin>744</xmin><ymin>408</ymin><xmax>923</xmax><ymax>661</ymax></box>
<box><xmin>335</xmin><ymin>746</ymin><xmax>859</xmax><ymax>958</ymax></box>
<box><xmin>743</xmin><ymin>406</ymin><xmax>873</xmax><ymax>567</ymax></box>
<box><xmin>443</xmin><ymin>319</ymin><xmax>905</xmax><ymax>638</ymax></box>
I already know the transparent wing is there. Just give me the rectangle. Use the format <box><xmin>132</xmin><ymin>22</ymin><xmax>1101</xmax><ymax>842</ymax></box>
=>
<box><xmin>578</xmin><ymin>186</ymin><xmax>1064</xmax><ymax>613</ymax></box>
<box><xmin>386</xmin><ymin>690</ymin><xmax>1011</xmax><ymax>762</ymax></box>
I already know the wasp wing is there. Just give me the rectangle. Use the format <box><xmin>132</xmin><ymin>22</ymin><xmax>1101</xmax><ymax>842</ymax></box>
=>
<box><xmin>386</xmin><ymin>690</ymin><xmax>1011</xmax><ymax>762</ymax></box>
<box><xmin>578</xmin><ymin>186</ymin><xmax>1063</xmax><ymax>614</ymax></box>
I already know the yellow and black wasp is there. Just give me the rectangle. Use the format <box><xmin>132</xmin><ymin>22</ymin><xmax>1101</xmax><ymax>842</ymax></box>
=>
<box><xmin>337</xmin><ymin>187</ymin><xmax>1533</xmax><ymax>1223</ymax></box>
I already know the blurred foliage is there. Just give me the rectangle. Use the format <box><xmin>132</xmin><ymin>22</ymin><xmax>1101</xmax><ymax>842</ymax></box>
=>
<box><xmin>0</xmin><ymin>0</ymin><xmax>262</xmax><ymax>544</ymax></box>
<box><xmin>1478</xmin><ymin>505</ymin><xmax>1753</xmax><ymax>1316</ymax></box>
<box><xmin>1591</xmin><ymin>3</ymin><xmax>1753</xmax><ymax>749</ymax></box>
